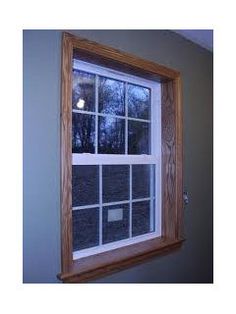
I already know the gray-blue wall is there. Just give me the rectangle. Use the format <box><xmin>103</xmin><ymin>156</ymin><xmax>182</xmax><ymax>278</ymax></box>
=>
<box><xmin>23</xmin><ymin>30</ymin><xmax>213</xmax><ymax>283</ymax></box>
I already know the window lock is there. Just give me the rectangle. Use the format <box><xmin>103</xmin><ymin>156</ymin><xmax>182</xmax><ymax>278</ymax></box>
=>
<box><xmin>183</xmin><ymin>190</ymin><xmax>189</xmax><ymax>206</ymax></box>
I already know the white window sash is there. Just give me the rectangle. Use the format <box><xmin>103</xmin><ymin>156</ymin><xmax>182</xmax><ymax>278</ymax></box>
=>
<box><xmin>71</xmin><ymin>59</ymin><xmax>162</xmax><ymax>258</ymax></box>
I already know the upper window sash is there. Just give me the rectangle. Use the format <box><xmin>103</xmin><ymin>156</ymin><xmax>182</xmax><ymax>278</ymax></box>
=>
<box><xmin>72</xmin><ymin>59</ymin><xmax>161</xmax><ymax>158</ymax></box>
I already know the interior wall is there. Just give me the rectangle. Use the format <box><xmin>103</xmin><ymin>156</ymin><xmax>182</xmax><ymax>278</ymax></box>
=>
<box><xmin>23</xmin><ymin>29</ymin><xmax>213</xmax><ymax>283</ymax></box>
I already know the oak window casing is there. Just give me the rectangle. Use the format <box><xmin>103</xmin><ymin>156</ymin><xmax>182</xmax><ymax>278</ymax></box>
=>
<box><xmin>58</xmin><ymin>32</ymin><xmax>184</xmax><ymax>283</ymax></box>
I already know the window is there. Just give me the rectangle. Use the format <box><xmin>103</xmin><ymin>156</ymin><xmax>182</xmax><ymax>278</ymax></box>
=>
<box><xmin>71</xmin><ymin>60</ymin><xmax>161</xmax><ymax>260</ymax></box>
<box><xmin>59</xmin><ymin>33</ymin><xmax>184</xmax><ymax>283</ymax></box>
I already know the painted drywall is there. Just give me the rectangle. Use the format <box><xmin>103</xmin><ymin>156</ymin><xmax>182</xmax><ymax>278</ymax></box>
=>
<box><xmin>23</xmin><ymin>30</ymin><xmax>213</xmax><ymax>283</ymax></box>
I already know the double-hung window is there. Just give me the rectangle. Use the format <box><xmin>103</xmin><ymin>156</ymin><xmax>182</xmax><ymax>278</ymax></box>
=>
<box><xmin>71</xmin><ymin>59</ymin><xmax>161</xmax><ymax>259</ymax></box>
<box><xmin>59</xmin><ymin>32</ymin><xmax>183</xmax><ymax>283</ymax></box>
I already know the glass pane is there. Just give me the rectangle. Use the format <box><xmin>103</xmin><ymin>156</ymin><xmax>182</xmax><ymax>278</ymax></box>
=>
<box><xmin>103</xmin><ymin>204</ymin><xmax>129</xmax><ymax>244</ymax></box>
<box><xmin>132</xmin><ymin>165</ymin><xmax>152</xmax><ymax>199</ymax></box>
<box><xmin>98</xmin><ymin>116</ymin><xmax>125</xmax><ymax>154</ymax></box>
<box><xmin>132</xmin><ymin>201</ymin><xmax>153</xmax><ymax>237</ymax></box>
<box><xmin>72</xmin><ymin>208</ymin><xmax>99</xmax><ymax>251</ymax></box>
<box><xmin>128</xmin><ymin>84</ymin><xmax>150</xmax><ymax>120</ymax></box>
<box><xmin>72</xmin><ymin>112</ymin><xmax>95</xmax><ymax>153</ymax></box>
<box><xmin>72</xmin><ymin>165</ymin><xmax>99</xmax><ymax>207</ymax></box>
<box><xmin>72</xmin><ymin>70</ymin><xmax>95</xmax><ymax>112</ymax></box>
<box><xmin>103</xmin><ymin>165</ymin><xmax>129</xmax><ymax>203</ymax></box>
<box><xmin>128</xmin><ymin>120</ymin><xmax>150</xmax><ymax>154</ymax></box>
<box><xmin>99</xmin><ymin>76</ymin><xmax>125</xmax><ymax>116</ymax></box>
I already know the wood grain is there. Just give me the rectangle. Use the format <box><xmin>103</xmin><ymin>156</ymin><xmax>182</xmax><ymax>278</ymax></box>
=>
<box><xmin>59</xmin><ymin>32</ymin><xmax>184</xmax><ymax>282</ymax></box>
<box><xmin>161</xmin><ymin>78</ymin><xmax>183</xmax><ymax>240</ymax></box>
<box><xmin>60</xmin><ymin>33</ymin><xmax>73</xmax><ymax>272</ymax></box>
<box><xmin>161</xmin><ymin>80</ymin><xmax>176</xmax><ymax>239</ymax></box>
<box><xmin>58</xmin><ymin>237</ymin><xmax>184</xmax><ymax>283</ymax></box>
<box><xmin>64</xmin><ymin>32</ymin><xmax>180</xmax><ymax>82</ymax></box>
<box><xmin>174</xmin><ymin>76</ymin><xmax>184</xmax><ymax>239</ymax></box>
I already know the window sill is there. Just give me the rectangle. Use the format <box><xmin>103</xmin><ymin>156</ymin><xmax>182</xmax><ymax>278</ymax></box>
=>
<box><xmin>57</xmin><ymin>236</ymin><xmax>185</xmax><ymax>283</ymax></box>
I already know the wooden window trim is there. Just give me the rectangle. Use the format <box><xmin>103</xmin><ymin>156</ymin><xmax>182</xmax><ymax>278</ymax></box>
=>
<box><xmin>58</xmin><ymin>32</ymin><xmax>184</xmax><ymax>283</ymax></box>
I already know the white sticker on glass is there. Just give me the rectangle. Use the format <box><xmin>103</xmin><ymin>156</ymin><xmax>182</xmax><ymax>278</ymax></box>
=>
<box><xmin>108</xmin><ymin>208</ymin><xmax>123</xmax><ymax>222</ymax></box>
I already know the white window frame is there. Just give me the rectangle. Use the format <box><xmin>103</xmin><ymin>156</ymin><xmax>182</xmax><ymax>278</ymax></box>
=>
<box><xmin>72</xmin><ymin>59</ymin><xmax>162</xmax><ymax>260</ymax></box>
